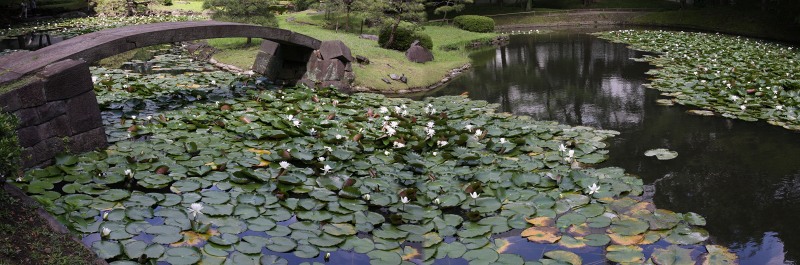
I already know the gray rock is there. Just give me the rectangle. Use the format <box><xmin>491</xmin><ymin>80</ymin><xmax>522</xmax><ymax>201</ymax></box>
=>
<box><xmin>389</xmin><ymin>74</ymin><xmax>400</xmax><ymax>80</ymax></box>
<box><xmin>319</xmin><ymin>40</ymin><xmax>353</xmax><ymax>63</ymax></box>
<box><xmin>405</xmin><ymin>44</ymin><xmax>434</xmax><ymax>63</ymax></box>
<box><xmin>355</xmin><ymin>55</ymin><xmax>370</xmax><ymax>64</ymax></box>
<box><xmin>399</xmin><ymin>75</ymin><xmax>407</xmax><ymax>84</ymax></box>
<box><xmin>381</xmin><ymin>78</ymin><xmax>392</xmax><ymax>84</ymax></box>
<box><xmin>359</xmin><ymin>34</ymin><xmax>379</xmax><ymax>41</ymax></box>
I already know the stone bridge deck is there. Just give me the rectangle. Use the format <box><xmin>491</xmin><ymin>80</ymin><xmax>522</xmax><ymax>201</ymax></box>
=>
<box><xmin>0</xmin><ymin>21</ymin><xmax>321</xmax><ymax>85</ymax></box>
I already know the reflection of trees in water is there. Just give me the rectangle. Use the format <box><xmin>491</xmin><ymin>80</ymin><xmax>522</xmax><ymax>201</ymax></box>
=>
<box><xmin>443</xmin><ymin>34</ymin><xmax>650</xmax><ymax>130</ymax></box>
<box><xmin>415</xmin><ymin>33</ymin><xmax>800</xmax><ymax>264</ymax></box>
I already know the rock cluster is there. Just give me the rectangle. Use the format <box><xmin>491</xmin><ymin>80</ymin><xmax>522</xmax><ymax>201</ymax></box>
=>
<box><xmin>299</xmin><ymin>40</ymin><xmax>355</xmax><ymax>91</ymax></box>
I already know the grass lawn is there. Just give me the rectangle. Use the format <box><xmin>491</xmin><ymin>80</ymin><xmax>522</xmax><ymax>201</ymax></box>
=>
<box><xmin>209</xmin><ymin>11</ymin><xmax>499</xmax><ymax>93</ymax></box>
<box><xmin>149</xmin><ymin>0</ymin><xmax>205</xmax><ymax>12</ymax></box>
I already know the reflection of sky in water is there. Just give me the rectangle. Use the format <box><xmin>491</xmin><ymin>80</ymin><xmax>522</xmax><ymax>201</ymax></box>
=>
<box><xmin>412</xmin><ymin>32</ymin><xmax>800</xmax><ymax>264</ymax></box>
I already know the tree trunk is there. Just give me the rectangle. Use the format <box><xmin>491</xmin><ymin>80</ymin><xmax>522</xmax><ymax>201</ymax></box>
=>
<box><xmin>680</xmin><ymin>0</ymin><xmax>686</xmax><ymax>8</ymax></box>
<box><xmin>526</xmin><ymin>0</ymin><xmax>532</xmax><ymax>11</ymax></box>
<box><xmin>384</xmin><ymin>16</ymin><xmax>402</xmax><ymax>49</ymax></box>
<box><xmin>345</xmin><ymin>5</ymin><xmax>351</xmax><ymax>31</ymax></box>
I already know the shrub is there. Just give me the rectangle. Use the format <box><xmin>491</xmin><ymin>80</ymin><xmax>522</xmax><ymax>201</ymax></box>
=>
<box><xmin>0</xmin><ymin>112</ymin><xmax>20</xmax><ymax>183</ymax></box>
<box><xmin>453</xmin><ymin>15</ymin><xmax>495</xmax><ymax>33</ymax></box>
<box><xmin>378</xmin><ymin>26</ymin><xmax>433</xmax><ymax>51</ymax></box>
<box><xmin>163</xmin><ymin>0</ymin><xmax>173</xmax><ymax>6</ymax></box>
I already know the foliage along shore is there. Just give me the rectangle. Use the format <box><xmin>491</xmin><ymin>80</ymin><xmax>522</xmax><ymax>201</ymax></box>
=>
<box><xmin>595</xmin><ymin>29</ymin><xmax>800</xmax><ymax>131</ymax></box>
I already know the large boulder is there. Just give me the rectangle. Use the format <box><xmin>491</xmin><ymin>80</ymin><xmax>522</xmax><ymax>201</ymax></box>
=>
<box><xmin>319</xmin><ymin>40</ymin><xmax>353</xmax><ymax>63</ymax></box>
<box><xmin>406</xmin><ymin>41</ymin><xmax>433</xmax><ymax>63</ymax></box>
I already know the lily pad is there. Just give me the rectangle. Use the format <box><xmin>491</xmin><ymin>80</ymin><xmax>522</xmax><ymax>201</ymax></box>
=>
<box><xmin>644</xmin><ymin>148</ymin><xmax>678</xmax><ymax>160</ymax></box>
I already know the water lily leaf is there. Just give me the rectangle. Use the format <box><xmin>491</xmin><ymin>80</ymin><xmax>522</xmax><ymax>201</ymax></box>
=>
<box><xmin>92</xmin><ymin>240</ymin><xmax>121</xmax><ymax>259</ymax></box>
<box><xmin>266</xmin><ymin>237</ymin><xmax>297</xmax><ymax>253</ymax></box>
<box><xmin>683</xmin><ymin>212</ymin><xmax>707</xmax><ymax>226</ymax></box>
<box><xmin>587</xmin><ymin>215</ymin><xmax>612</xmax><ymax>228</ymax></box>
<box><xmin>323</xmin><ymin>223</ymin><xmax>357</xmax><ymax>236</ymax></box>
<box><xmin>435</xmin><ymin>242</ymin><xmax>467</xmax><ymax>259</ymax></box>
<box><xmin>146</xmin><ymin>225</ymin><xmax>183</xmax><ymax>244</ymax></box>
<box><xmin>521</xmin><ymin>226</ymin><xmax>560</xmax><ymax>244</ymax></box>
<box><xmin>609</xmin><ymin>217</ymin><xmax>649</xmax><ymax>236</ymax></box>
<box><xmin>665</xmin><ymin>226</ymin><xmax>709</xmax><ymax>245</ymax></box>
<box><xmin>260</xmin><ymin>255</ymin><xmax>289</xmax><ymax>265</ymax></box>
<box><xmin>162</xmin><ymin>247</ymin><xmax>201</xmax><ymax>265</ymax></box>
<box><xmin>652</xmin><ymin>245</ymin><xmax>694</xmax><ymax>265</ymax></box>
<box><xmin>98</xmin><ymin>189</ymin><xmax>131</xmax><ymax>201</ymax></box>
<box><xmin>606</xmin><ymin>245</ymin><xmax>644</xmax><ymax>264</ymax></box>
<box><xmin>556</xmin><ymin>213</ymin><xmax>586</xmax><ymax>229</ymax></box>
<box><xmin>496</xmin><ymin>253</ymin><xmax>524</xmax><ymax>265</ymax></box>
<box><xmin>209</xmin><ymin>233</ymin><xmax>239</xmax><ymax>246</ymax></box>
<box><xmin>457</xmin><ymin>223</ymin><xmax>491</xmax><ymax>238</ymax></box>
<box><xmin>526</xmin><ymin>216</ymin><xmax>554</xmax><ymax>227</ymax></box>
<box><xmin>246</xmin><ymin>216</ymin><xmax>276</xmax><ymax>232</ymax></box>
<box><xmin>462</xmin><ymin>248</ymin><xmax>499</xmax><ymax>265</ymax></box>
<box><xmin>368</xmin><ymin>250</ymin><xmax>402</xmax><ymax>265</ymax></box>
<box><xmin>308</xmin><ymin>233</ymin><xmax>345</xmax><ymax>247</ymax></box>
<box><xmin>543</xmin><ymin>250</ymin><xmax>581</xmax><ymax>265</ymax></box>
<box><xmin>294</xmin><ymin>244</ymin><xmax>320</xmax><ymax>258</ymax></box>
<box><xmin>125</xmin><ymin>206</ymin><xmax>153</xmax><ymax>221</ymax></box>
<box><xmin>584</xmin><ymin>234</ymin><xmax>611</xmax><ymax>247</ymax></box>
<box><xmin>702</xmin><ymin>245</ymin><xmax>738</xmax><ymax>265</ymax></box>
<box><xmin>374</xmin><ymin>226</ymin><xmax>409</xmax><ymax>240</ymax></box>
<box><xmin>608</xmin><ymin>233</ymin><xmax>644</xmax><ymax>246</ymax></box>
<box><xmin>644</xmin><ymin>148</ymin><xmax>678</xmax><ymax>160</ymax></box>
<box><xmin>341</xmin><ymin>237</ymin><xmax>375</xmax><ymax>253</ymax></box>
<box><xmin>557</xmin><ymin>235</ymin><xmax>587</xmax><ymax>249</ymax></box>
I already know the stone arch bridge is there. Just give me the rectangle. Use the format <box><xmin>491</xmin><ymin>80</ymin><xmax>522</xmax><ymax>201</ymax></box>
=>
<box><xmin>0</xmin><ymin>21</ymin><xmax>355</xmax><ymax>168</ymax></box>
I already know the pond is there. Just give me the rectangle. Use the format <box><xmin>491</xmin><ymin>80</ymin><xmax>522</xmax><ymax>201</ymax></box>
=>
<box><xmin>413</xmin><ymin>31</ymin><xmax>800</xmax><ymax>264</ymax></box>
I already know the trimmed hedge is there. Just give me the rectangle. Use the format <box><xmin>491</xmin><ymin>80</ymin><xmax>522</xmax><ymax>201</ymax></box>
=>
<box><xmin>453</xmin><ymin>15</ymin><xmax>495</xmax><ymax>33</ymax></box>
<box><xmin>0</xmin><ymin>112</ymin><xmax>19</xmax><ymax>182</ymax></box>
<box><xmin>379</xmin><ymin>26</ymin><xmax>433</xmax><ymax>51</ymax></box>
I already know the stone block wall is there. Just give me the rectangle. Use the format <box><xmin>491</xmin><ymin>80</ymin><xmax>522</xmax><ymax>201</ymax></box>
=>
<box><xmin>298</xmin><ymin>40</ymin><xmax>355</xmax><ymax>91</ymax></box>
<box><xmin>0</xmin><ymin>59</ymin><xmax>107</xmax><ymax>168</ymax></box>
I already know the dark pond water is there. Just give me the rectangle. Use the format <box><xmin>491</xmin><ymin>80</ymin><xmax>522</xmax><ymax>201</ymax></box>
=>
<box><xmin>410</xmin><ymin>32</ymin><xmax>800</xmax><ymax>265</ymax></box>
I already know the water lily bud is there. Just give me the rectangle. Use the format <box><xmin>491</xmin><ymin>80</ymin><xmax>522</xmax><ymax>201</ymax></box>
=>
<box><xmin>363</xmin><ymin>194</ymin><xmax>371</xmax><ymax>201</ymax></box>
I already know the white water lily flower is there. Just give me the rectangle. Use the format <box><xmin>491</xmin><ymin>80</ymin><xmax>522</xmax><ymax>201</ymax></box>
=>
<box><xmin>499</xmin><ymin>138</ymin><xmax>507</xmax><ymax>144</ymax></box>
<box><xmin>321</xmin><ymin>164</ymin><xmax>333</xmax><ymax>175</ymax></box>
<box><xmin>433</xmin><ymin>152</ymin><xmax>438</xmax><ymax>156</ymax></box>
<box><xmin>324</xmin><ymin>146</ymin><xmax>333</xmax><ymax>152</ymax></box>
<box><xmin>777</xmin><ymin>105</ymin><xmax>784</xmax><ymax>110</ymax></box>
<box><xmin>146</xmin><ymin>115</ymin><xmax>152</xmax><ymax>120</ymax></box>
<box><xmin>309</xmin><ymin>128</ymin><xmax>317</xmax><ymax>135</ymax></box>
<box><xmin>384</xmin><ymin>150</ymin><xmax>391</xmax><ymax>156</ymax></box>
<box><xmin>124</xmin><ymin>169</ymin><xmax>133</xmax><ymax>177</ymax></box>
<box><xmin>211</xmin><ymin>80</ymin><xmax>216</xmax><ymax>85</ymax></box>
<box><xmin>437</xmin><ymin>140</ymin><xmax>448</xmax><ymax>147</ymax></box>
<box><xmin>131</xmin><ymin>115</ymin><xmax>136</xmax><ymax>120</ymax></box>
<box><xmin>390</xmin><ymin>121</ymin><xmax>400</xmax><ymax>128</ymax></box>
<box><xmin>434</xmin><ymin>198</ymin><xmax>441</xmax><ymax>205</ymax></box>
<box><xmin>393</xmin><ymin>141</ymin><xmax>406</xmax><ymax>148</ymax></box>
<box><xmin>464</xmin><ymin>124</ymin><xmax>474</xmax><ymax>132</ymax></box>
<box><xmin>568</xmin><ymin>150</ymin><xmax>575</xmax><ymax>158</ymax></box>
<box><xmin>383</xmin><ymin>116</ymin><xmax>391</xmax><ymax>121</ymax></box>
<box><xmin>730</xmin><ymin>95</ymin><xmax>740</xmax><ymax>101</ymax></box>
<box><xmin>318</xmin><ymin>157</ymin><xmax>325</xmax><ymax>162</ymax></box>
<box><xmin>401</xmin><ymin>197</ymin><xmax>410</xmax><ymax>204</ymax></box>
<box><xmin>335</xmin><ymin>134</ymin><xmax>343</xmax><ymax>140</ymax></box>
<box><xmin>16</xmin><ymin>176</ymin><xmax>23</xmax><ymax>182</ymax></box>
<box><xmin>385</xmin><ymin>126</ymin><xmax>397</xmax><ymax>137</ymax></box>
<box><xmin>425</xmin><ymin>128</ymin><xmax>436</xmax><ymax>138</ymax></box>
<box><xmin>188</xmin><ymin>203</ymin><xmax>203</xmax><ymax>218</ymax></box>
<box><xmin>427</xmin><ymin>121</ymin><xmax>435</xmax><ymax>128</ymax></box>
<box><xmin>470</xmin><ymin>192</ymin><xmax>479</xmax><ymax>199</ymax></box>
<box><xmin>401</xmin><ymin>110</ymin><xmax>408</xmax><ymax>116</ymax></box>
<box><xmin>588</xmin><ymin>183</ymin><xmax>601</xmax><ymax>195</ymax></box>
<box><xmin>292</xmin><ymin>120</ymin><xmax>301</xmax><ymax>127</ymax></box>
<box><xmin>279</xmin><ymin>161</ymin><xmax>291</xmax><ymax>169</ymax></box>
<box><xmin>363</xmin><ymin>194</ymin><xmax>371</xmax><ymax>201</ymax></box>
<box><xmin>102</xmin><ymin>211</ymin><xmax>109</xmax><ymax>220</ymax></box>
<box><xmin>474</xmin><ymin>129</ymin><xmax>482</xmax><ymax>138</ymax></box>
<box><xmin>379</xmin><ymin>107</ymin><xmax>389</xmax><ymax>113</ymax></box>
<box><xmin>286</xmin><ymin>114</ymin><xmax>295</xmax><ymax>121</ymax></box>
<box><xmin>394</xmin><ymin>106</ymin><xmax>402</xmax><ymax>113</ymax></box>
<box><xmin>740</xmin><ymin>105</ymin><xmax>746</xmax><ymax>111</ymax></box>
<box><xmin>559</xmin><ymin>144</ymin><xmax>567</xmax><ymax>152</ymax></box>
<box><xmin>92</xmin><ymin>76</ymin><xmax>98</xmax><ymax>84</ymax></box>
<box><xmin>101</xmin><ymin>227</ymin><xmax>111</xmax><ymax>237</ymax></box>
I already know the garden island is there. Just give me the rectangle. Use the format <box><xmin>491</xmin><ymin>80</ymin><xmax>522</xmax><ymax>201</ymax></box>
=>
<box><xmin>1</xmin><ymin>0</ymin><xmax>799</xmax><ymax>264</ymax></box>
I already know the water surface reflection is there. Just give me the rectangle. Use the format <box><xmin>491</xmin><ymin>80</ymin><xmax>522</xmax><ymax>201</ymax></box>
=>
<box><xmin>411</xmin><ymin>32</ymin><xmax>800</xmax><ymax>265</ymax></box>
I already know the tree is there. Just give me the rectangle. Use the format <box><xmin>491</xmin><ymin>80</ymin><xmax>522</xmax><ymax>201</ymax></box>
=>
<box><xmin>364</xmin><ymin>0</ymin><xmax>426</xmax><ymax>49</ymax></box>
<box><xmin>203</xmin><ymin>0</ymin><xmax>278</xmax><ymax>27</ymax></box>
<box><xmin>427</xmin><ymin>0</ymin><xmax>473</xmax><ymax>22</ymax></box>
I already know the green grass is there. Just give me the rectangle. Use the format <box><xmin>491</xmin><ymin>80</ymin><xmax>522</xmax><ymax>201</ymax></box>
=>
<box><xmin>533</xmin><ymin>0</ymin><xmax>679</xmax><ymax>9</ymax></box>
<box><xmin>207</xmin><ymin>38</ymin><xmax>264</xmax><ymax>70</ymax></box>
<box><xmin>0</xmin><ymin>189</ymin><xmax>97</xmax><ymax>265</ymax></box>
<box><xmin>149</xmin><ymin>0</ymin><xmax>206</xmax><ymax>12</ymax></box>
<box><xmin>208</xmin><ymin>10</ymin><xmax>499</xmax><ymax>92</ymax></box>
<box><xmin>492</xmin><ymin>11</ymin><xmax>644</xmax><ymax>26</ymax></box>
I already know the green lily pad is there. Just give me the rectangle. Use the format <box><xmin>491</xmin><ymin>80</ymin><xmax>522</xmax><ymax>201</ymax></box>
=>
<box><xmin>162</xmin><ymin>247</ymin><xmax>201</xmax><ymax>265</ymax></box>
<box><xmin>644</xmin><ymin>148</ymin><xmax>678</xmax><ymax>160</ymax></box>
